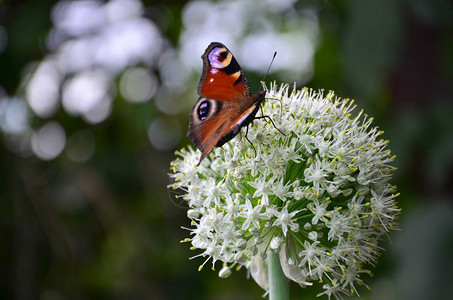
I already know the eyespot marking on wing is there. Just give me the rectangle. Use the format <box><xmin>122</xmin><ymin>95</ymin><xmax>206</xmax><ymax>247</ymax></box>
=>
<box><xmin>191</xmin><ymin>98</ymin><xmax>222</xmax><ymax>124</ymax></box>
<box><xmin>208</xmin><ymin>47</ymin><xmax>232</xmax><ymax>69</ymax></box>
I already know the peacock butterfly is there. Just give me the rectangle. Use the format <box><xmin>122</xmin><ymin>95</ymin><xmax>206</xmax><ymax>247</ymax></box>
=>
<box><xmin>187</xmin><ymin>42</ymin><xmax>267</xmax><ymax>165</ymax></box>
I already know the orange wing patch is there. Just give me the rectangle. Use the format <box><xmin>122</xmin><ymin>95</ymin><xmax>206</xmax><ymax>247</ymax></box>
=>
<box><xmin>201</xmin><ymin>70</ymin><xmax>245</xmax><ymax>102</ymax></box>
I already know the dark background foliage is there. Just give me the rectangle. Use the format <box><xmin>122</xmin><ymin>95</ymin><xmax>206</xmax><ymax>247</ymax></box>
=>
<box><xmin>0</xmin><ymin>0</ymin><xmax>452</xmax><ymax>299</ymax></box>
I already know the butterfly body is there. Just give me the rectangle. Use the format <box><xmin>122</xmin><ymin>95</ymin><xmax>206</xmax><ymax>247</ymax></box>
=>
<box><xmin>187</xmin><ymin>42</ymin><xmax>266</xmax><ymax>165</ymax></box>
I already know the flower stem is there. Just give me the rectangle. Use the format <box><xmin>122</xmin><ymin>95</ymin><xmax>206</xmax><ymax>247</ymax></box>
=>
<box><xmin>267</xmin><ymin>251</ymin><xmax>289</xmax><ymax>300</ymax></box>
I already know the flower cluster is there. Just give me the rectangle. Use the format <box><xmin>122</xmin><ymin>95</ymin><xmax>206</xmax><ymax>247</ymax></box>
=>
<box><xmin>169</xmin><ymin>83</ymin><xmax>400</xmax><ymax>298</ymax></box>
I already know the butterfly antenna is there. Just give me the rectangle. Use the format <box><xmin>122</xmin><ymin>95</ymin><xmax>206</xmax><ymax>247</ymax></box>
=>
<box><xmin>244</xmin><ymin>124</ymin><xmax>257</xmax><ymax>158</ymax></box>
<box><xmin>262</xmin><ymin>51</ymin><xmax>277</xmax><ymax>82</ymax></box>
<box><xmin>258</xmin><ymin>51</ymin><xmax>286</xmax><ymax>137</ymax></box>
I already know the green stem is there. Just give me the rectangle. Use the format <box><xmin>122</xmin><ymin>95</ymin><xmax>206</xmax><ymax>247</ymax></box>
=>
<box><xmin>267</xmin><ymin>250</ymin><xmax>289</xmax><ymax>300</ymax></box>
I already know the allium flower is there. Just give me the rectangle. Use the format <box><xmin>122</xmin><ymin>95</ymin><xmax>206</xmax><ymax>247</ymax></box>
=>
<box><xmin>169</xmin><ymin>82</ymin><xmax>400</xmax><ymax>299</ymax></box>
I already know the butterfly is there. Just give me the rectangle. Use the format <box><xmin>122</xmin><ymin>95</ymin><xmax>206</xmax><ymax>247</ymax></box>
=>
<box><xmin>187</xmin><ymin>42</ymin><xmax>268</xmax><ymax>166</ymax></box>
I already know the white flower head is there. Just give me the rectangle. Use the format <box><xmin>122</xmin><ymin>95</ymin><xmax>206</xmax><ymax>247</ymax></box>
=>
<box><xmin>169</xmin><ymin>82</ymin><xmax>400</xmax><ymax>298</ymax></box>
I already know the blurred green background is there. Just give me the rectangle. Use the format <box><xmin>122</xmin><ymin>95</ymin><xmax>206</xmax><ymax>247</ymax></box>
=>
<box><xmin>1</xmin><ymin>0</ymin><xmax>452</xmax><ymax>299</ymax></box>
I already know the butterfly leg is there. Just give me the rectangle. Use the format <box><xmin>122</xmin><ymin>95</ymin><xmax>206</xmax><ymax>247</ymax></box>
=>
<box><xmin>264</xmin><ymin>96</ymin><xmax>284</xmax><ymax>119</ymax></box>
<box><xmin>244</xmin><ymin>124</ymin><xmax>257</xmax><ymax>158</ymax></box>
<box><xmin>255</xmin><ymin>115</ymin><xmax>286</xmax><ymax>136</ymax></box>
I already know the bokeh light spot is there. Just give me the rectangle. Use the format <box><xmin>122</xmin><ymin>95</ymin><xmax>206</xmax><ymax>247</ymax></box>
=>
<box><xmin>58</xmin><ymin>38</ymin><xmax>95</xmax><ymax>73</ymax></box>
<box><xmin>0</xmin><ymin>98</ymin><xmax>30</xmax><ymax>134</ymax></box>
<box><xmin>62</xmin><ymin>69</ymin><xmax>111</xmax><ymax>117</ymax></box>
<box><xmin>83</xmin><ymin>96</ymin><xmax>112</xmax><ymax>124</ymax></box>
<box><xmin>66</xmin><ymin>129</ymin><xmax>95</xmax><ymax>162</ymax></box>
<box><xmin>51</xmin><ymin>0</ymin><xmax>105</xmax><ymax>37</ymax></box>
<box><xmin>31</xmin><ymin>122</ymin><xmax>66</xmax><ymax>160</ymax></box>
<box><xmin>120</xmin><ymin>67</ymin><xmax>157</xmax><ymax>103</ymax></box>
<box><xmin>26</xmin><ymin>59</ymin><xmax>61</xmax><ymax>118</ymax></box>
<box><xmin>94</xmin><ymin>18</ymin><xmax>163</xmax><ymax>73</ymax></box>
<box><xmin>104</xmin><ymin>0</ymin><xmax>143</xmax><ymax>23</ymax></box>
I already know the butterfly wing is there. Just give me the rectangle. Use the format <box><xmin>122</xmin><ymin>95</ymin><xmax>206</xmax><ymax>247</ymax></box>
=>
<box><xmin>197</xmin><ymin>42</ymin><xmax>252</xmax><ymax>101</ymax></box>
<box><xmin>188</xmin><ymin>93</ymin><xmax>264</xmax><ymax>165</ymax></box>
<box><xmin>188</xmin><ymin>42</ymin><xmax>264</xmax><ymax>165</ymax></box>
